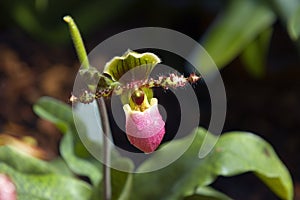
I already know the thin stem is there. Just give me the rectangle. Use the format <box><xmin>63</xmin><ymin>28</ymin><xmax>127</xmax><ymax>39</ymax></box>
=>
<box><xmin>96</xmin><ymin>98</ymin><xmax>112</xmax><ymax>200</ymax></box>
<box><xmin>63</xmin><ymin>15</ymin><xmax>90</xmax><ymax>69</ymax></box>
<box><xmin>64</xmin><ymin>15</ymin><xmax>111</xmax><ymax>199</ymax></box>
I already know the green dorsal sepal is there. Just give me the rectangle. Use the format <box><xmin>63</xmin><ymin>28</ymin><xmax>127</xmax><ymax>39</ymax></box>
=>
<box><xmin>103</xmin><ymin>50</ymin><xmax>161</xmax><ymax>82</ymax></box>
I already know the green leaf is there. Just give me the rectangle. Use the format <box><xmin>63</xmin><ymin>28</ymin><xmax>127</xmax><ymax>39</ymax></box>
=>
<box><xmin>33</xmin><ymin>97</ymin><xmax>102</xmax><ymax>184</ymax></box>
<box><xmin>269</xmin><ymin>0</ymin><xmax>300</xmax><ymax>41</ymax></box>
<box><xmin>48</xmin><ymin>158</ymin><xmax>74</xmax><ymax>176</ymax></box>
<box><xmin>240</xmin><ymin>27</ymin><xmax>273</xmax><ymax>78</ymax></box>
<box><xmin>0</xmin><ymin>146</ymin><xmax>55</xmax><ymax>174</ymax></box>
<box><xmin>33</xmin><ymin>96</ymin><xmax>92</xmax><ymax>157</ymax></box>
<box><xmin>197</xmin><ymin>0</ymin><xmax>275</xmax><ymax>74</ymax></box>
<box><xmin>103</xmin><ymin>50</ymin><xmax>161</xmax><ymax>82</ymax></box>
<box><xmin>184</xmin><ymin>186</ymin><xmax>232</xmax><ymax>200</ymax></box>
<box><xmin>0</xmin><ymin>163</ymin><xmax>92</xmax><ymax>200</ymax></box>
<box><xmin>132</xmin><ymin>128</ymin><xmax>293</xmax><ymax>200</ymax></box>
<box><xmin>9</xmin><ymin>1</ymin><xmax>129</xmax><ymax>44</ymax></box>
<box><xmin>33</xmin><ymin>96</ymin><xmax>73</xmax><ymax>134</ymax></box>
<box><xmin>216</xmin><ymin>132</ymin><xmax>293</xmax><ymax>200</ymax></box>
<box><xmin>60</xmin><ymin>130</ymin><xmax>102</xmax><ymax>186</ymax></box>
<box><xmin>288</xmin><ymin>5</ymin><xmax>300</xmax><ymax>40</ymax></box>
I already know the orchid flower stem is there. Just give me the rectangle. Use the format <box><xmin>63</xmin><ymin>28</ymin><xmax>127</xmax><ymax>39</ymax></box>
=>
<box><xmin>64</xmin><ymin>15</ymin><xmax>111</xmax><ymax>200</ymax></box>
<box><xmin>63</xmin><ymin>15</ymin><xmax>90</xmax><ymax>69</ymax></box>
<box><xmin>96</xmin><ymin>98</ymin><xmax>112</xmax><ymax>200</ymax></box>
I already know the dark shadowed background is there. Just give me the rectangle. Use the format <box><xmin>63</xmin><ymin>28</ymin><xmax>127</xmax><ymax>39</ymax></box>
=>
<box><xmin>0</xmin><ymin>0</ymin><xmax>299</xmax><ymax>199</ymax></box>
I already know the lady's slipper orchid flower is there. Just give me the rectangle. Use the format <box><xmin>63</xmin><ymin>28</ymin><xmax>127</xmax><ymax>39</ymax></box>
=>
<box><xmin>70</xmin><ymin>50</ymin><xmax>200</xmax><ymax>153</ymax></box>
<box><xmin>123</xmin><ymin>89</ymin><xmax>165</xmax><ymax>153</ymax></box>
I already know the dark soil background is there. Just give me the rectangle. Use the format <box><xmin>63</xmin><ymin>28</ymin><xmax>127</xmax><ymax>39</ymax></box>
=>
<box><xmin>0</xmin><ymin>1</ymin><xmax>299</xmax><ymax>199</ymax></box>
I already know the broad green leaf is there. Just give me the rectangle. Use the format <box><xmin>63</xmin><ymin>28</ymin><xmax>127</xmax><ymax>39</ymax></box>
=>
<box><xmin>33</xmin><ymin>96</ymin><xmax>91</xmax><ymax>157</ymax></box>
<box><xmin>132</xmin><ymin>128</ymin><xmax>213</xmax><ymax>200</ymax></box>
<box><xmin>33</xmin><ymin>97</ymin><xmax>101</xmax><ymax>184</ymax></box>
<box><xmin>197</xmin><ymin>0</ymin><xmax>275</xmax><ymax>74</ymax></box>
<box><xmin>184</xmin><ymin>186</ymin><xmax>232</xmax><ymax>200</ymax></box>
<box><xmin>270</xmin><ymin>0</ymin><xmax>300</xmax><ymax>40</ymax></box>
<box><xmin>0</xmin><ymin>146</ymin><xmax>55</xmax><ymax>174</ymax></box>
<box><xmin>33</xmin><ymin>96</ymin><xmax>73</xmax><ymax>134</ymax></box>
<box><xmin>216</xmin><ymin>132</ymin><xmax>293</xmax><ymax>200</ymax></box>
<box><xmin>240</xmin><ymin>27</ymin><xmax>273</xmax><ymax>78</ymax></box>
<box><xmin>60</xmin><ymin>130</ymin><xmax>102</xmax><ymax>186</ymax></box>
<box><xmin>33</xmin><ymin>97</ymin><xmax>125</xmax><ymax>187</ymax></box>
<box><xmin>17</xmin><ymin>194</ymin><xmax>47</xmax><ymax>200</ymax></box>
<box><xmin>132</xmin><ymin>128</ymin><xmax>293</xmax><ymax>200</ymax></box>
<box><xmin>0</xmin><ymin>163</ymin><xmax>92</xmax><ymax>200</ymax></box>
<box><xmin>103</xmin><ymin>50</ymin><xmax>161</xmax><ymax>82</ymax></box>
<box><xmin>48</xmin><ymin>158</ymin><xmax>74</xmax><ymax>176</ymax></box>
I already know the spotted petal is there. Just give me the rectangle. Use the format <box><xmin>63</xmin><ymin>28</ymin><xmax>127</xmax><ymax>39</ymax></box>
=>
<box><xmin>123</xmin><ymin>98</ymin><xmax>165</xmax><ymax>153</ymax></box>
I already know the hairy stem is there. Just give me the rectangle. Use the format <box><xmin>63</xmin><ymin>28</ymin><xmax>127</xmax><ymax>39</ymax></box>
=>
<box><xmin>64</xmin><ymin>15</ymin><xmax>111</xmax><ymax>199</ymax></box>
<box><xmin>63</xmin><ymin>15</ymin><xmax>90</xmax><ymax>69</ymax></box>
<box><xmin>96</xmin><ymin>98</ymin><xmax>112</xmax><ymax>200</ymax></box>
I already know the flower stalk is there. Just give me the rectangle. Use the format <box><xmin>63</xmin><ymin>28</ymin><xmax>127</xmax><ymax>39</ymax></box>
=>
<box><xmin>64</xmin><ymin>15</ymin><xmax>111</xmax><ymax>200</ymax></box>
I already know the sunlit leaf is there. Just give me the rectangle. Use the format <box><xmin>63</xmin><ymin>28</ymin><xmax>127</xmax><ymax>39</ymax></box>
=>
<box><xmin>60</xmin><ymin>130</ymin><xmax>102</xmax><ymax>186</ymax></box>
<box><xmin>184</xmin><ymin>186</ymin><xmax>232</xmax><ymax>200</ymax></box>
<box><xmin>33</xmin><ymin>97</ymin><xmax>101</xmax><ymax>185</ymax></box>
<box><xmin>240</xmin><ymin>27</ymin><xmax>273</xmax><ymax>78</ymax></box>
<box><xmin>269</xmin><ymin>0</ymin><xmax>300</xmax><ymax>41</ymax></box>
<box><xmin>288</xmin><ymin>5</ymin><xmax>300</xmax><ymax>40</ymax></box>
<box><xmin>0</xmin><ymin>146</ymin><xmax>54</xmax><ymax>174</ymax></box>
<box><xmin>196</xmin><ymin>0</ymin><xmax>275</xmax><ymax>74</ymax></box>
<box><xmin>0</xmin><ymin>163</ymin><xmax>91</xmax><ymax>200</ymax></box>
<box><xmin>33</xmin><ymin>96</ymin><xmax>73</xmax><ymax>134</ymax></box>
<box><xmin>132</xmin><ymin>128</ymin><xmax>293</xmax><ymax>200</ymax></box>
<box><xmin>33</xmin><ymin>96</ymin><xmax>92</xmax><ymax>157</ymax></box>
<box><xmin>213</xmin><ymin>132</ymin><xmax>293</xmax><ymax>200</ymax></box>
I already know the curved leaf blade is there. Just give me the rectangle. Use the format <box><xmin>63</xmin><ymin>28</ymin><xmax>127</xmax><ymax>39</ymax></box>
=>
<box><xmin>214</xmin><ymin>132</ymin><xmax>293</xmax><ymax>200</ymax></box>
<box><xmin>196</xmin><ymin>0</ymin><xmax>275</xmax><ymax>74</ymax></box>
<box><xmin>184</xmin><ymin>186</ymin><xmax>232</xmax><ymax>200</ymax></box>
<box><xmin>288</xmin><ymin>5</ymin><xmax>300</xmax><ymax>40</ymax></box>
<box><xmin>0</xmin><ymin>146</ymin><xmax>55</xmax><ymax>174</ymax></box>
<box><xmin>60</xmin><ymin>130</ymin><xmax>102</xmax><ymax>186</ymax></box>
<box><xmin>132</xmin><ymin>128</ymin><xmax>293</xmax><ymax>200</ymax></box>
<box><xmin>33</xmin><ymin>97</ymin><xmax>102</xmax><ymax>185</ymax></box>
<box><xmin>0</xmin><ymin>163</ymin><xmax>91</xmax><ymax>200</ymax></box>
<box><xmin>240</xmin><ymin>27</ymin><xmax>273</xmax><ymax>78</ymax></box>
<box><xmin>33</xmin><ymin>96</ymin><xmax>73</xmax><ymax>134</ymax></box>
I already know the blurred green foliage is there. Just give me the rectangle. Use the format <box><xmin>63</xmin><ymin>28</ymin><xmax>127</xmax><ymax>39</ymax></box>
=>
<box><xmin>1</xmin><ymin>0</ymin><xmax>300</xmax><ymax>77</ymax></box>
<box><xmin>0</xmin><ymin>0</ymin><xmax>130</xmax><ymax>43</ymax></box>
<box><xmin>0</xmin><ymin>1</ymin><xmax>297</xmax><ymax>199</ymax></box>
<box><xmin>0</xmin><ymin>97</ymin><xmax>292</xmax><ymax>199</ymax></box>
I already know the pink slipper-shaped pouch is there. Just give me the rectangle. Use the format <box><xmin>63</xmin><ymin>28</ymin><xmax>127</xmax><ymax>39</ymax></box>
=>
<box><xmin>123</xmin><ymin>98</ymin><xmax>165</xmax><ymax>153</ymax></box>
